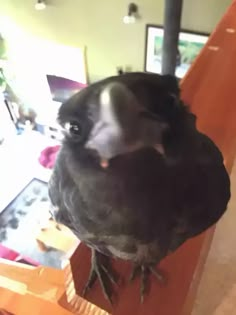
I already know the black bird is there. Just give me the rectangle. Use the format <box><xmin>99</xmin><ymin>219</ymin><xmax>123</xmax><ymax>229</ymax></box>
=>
<box><xmin>48</xmin><ymin>72</ymin><xmax>230</xmax><ymax>303</ymax></box>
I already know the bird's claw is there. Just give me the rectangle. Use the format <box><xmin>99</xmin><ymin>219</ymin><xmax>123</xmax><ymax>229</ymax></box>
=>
<box><xmin>129</xmin><ymin>264</ymin><xmax>166</xmax><ymax>303</ymax></box>
<box><xmin>82</xmin><ymin>249</ymin><xmax>117</xmax><ymax>304</ymax></box>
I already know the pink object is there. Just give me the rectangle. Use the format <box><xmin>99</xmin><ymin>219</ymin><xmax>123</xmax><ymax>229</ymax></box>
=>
<box><xmin>38</xmin><ymin>145</ymin><xmax>61</xmax><ymax>169</ymax></box>
<box><xmin>0</xmin><ymin>244</ymin><xmax>39</xmax><ymax>266</ymax></box>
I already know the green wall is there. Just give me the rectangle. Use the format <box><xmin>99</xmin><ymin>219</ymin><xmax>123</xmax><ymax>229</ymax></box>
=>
<box><xmin>0</xmin><ymin>0</ymin><xmax>231</xmax><ymax>82</ymax></box>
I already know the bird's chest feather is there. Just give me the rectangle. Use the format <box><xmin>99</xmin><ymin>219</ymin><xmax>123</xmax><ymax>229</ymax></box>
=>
<box><xmin>65</xmin><ymin>149</ymin><xmax>173</xmax><ymax>242</ymax></box>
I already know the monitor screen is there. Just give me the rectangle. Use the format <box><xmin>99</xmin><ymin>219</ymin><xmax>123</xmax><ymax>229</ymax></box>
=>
<box><xmin>46</xmin><ymin>74</ymin><xmax>87</xmax><ymax>103</ymax></box>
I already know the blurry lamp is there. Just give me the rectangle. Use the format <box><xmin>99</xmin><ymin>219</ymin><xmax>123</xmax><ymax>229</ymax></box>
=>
<box><xmin>123</xmin><ymin>3</ymin><xmax>139</xmax><ymax>24</ymax></box>
<box><xmin>35</xmin><ymin>0</ymin><xmax>46</xmax><ymax>10</ymax></box>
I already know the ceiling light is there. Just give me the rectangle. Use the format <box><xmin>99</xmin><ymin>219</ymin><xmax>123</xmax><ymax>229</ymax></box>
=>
<box><xmin>123</xmin><ymin>3</ymin><xmax>139</xmax><ymax>24</ymax></box>
<box><xmin>35</xmin><ymin>0</ymin><xmax>46</xmax><ymax>11</ymax></box>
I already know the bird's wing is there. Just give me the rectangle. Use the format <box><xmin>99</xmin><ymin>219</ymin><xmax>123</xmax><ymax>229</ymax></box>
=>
<box><xmin>168</xmin><ymin>133</ymin><xmax>230</xmax><ymax>252</ymax></box>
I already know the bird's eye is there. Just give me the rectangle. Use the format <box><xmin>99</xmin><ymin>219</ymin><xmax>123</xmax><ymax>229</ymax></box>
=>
<box><xmin>65</xmin><ymin>121</ymin><xmax>83</xmax><ymax>138</ymax></box>
<box><xmin>69</xmin><ymin>122</ymin><xmax>81</xmax><ymax>135</ymax></box>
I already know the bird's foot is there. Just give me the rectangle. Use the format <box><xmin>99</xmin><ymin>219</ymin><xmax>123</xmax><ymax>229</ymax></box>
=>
<box><xmin>82</xmin><ymin>249</ymin><xmax>117</xmax><ymax>304</ymax></box>
<box><xmin>129</xmin><ymin>264</ymin><xmax>166</xmax><ymax>303</ymax></box>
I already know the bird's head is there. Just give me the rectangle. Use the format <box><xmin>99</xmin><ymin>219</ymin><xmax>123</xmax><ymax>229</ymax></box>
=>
<box><xmin>57</xmin><ymin>73</ymin><xmax>181</xmax><ymax>168</ymax></box>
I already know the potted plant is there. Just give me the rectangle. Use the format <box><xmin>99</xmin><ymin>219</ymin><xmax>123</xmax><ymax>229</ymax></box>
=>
<box><xmin>0</xmin><ymin>68</ymin><xmax>7</xmax><ymax>93</ymax></box>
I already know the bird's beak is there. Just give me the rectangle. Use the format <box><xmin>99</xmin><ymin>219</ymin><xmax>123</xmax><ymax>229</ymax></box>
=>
<box><xmin>100</xmin><ymin>158</ymin><xmax>109</xmax><ymax>168</ymax></box>
<box><xmin>85</xmin><ymin>141</ymin><xmax>110</xmax><ymax>169</ymax></box>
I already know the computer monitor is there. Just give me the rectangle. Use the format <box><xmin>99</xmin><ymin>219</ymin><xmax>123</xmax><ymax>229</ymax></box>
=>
<box><xmin>46</xmin><ymin>74</ymin><xmax>87</xmax><ymax>103</ymax></box>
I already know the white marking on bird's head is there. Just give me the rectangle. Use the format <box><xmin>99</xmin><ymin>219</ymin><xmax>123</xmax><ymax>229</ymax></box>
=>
<box><xmin>85</xmin><ymin>81</ymin><xmax>167</xmax><ymax>163</ymax></box>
